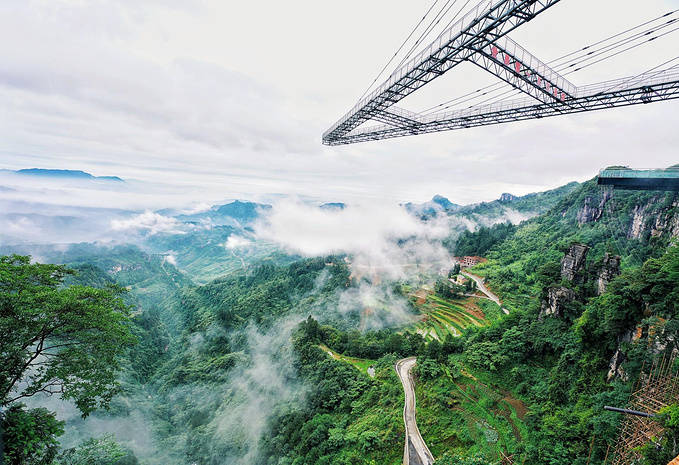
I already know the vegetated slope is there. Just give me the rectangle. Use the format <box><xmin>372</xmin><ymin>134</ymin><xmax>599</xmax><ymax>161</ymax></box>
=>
<box><xmin>436</xmin><ymin>181</ymin><xmax>581</xmax><ymax>253</ymax></box>
<box><xmin>455</xmin><ymin>181</ymin><xmax>580</xmax><ymax>220</ymax></box>
<box><xmin>407</xmin><ymin>182</ymin><xmax>579</xmax><ymax>222</ymax></box>
<box><xmin>113</xmin><ymin>257</ymin><xmax>372</xmax><ymax>464</ymax></box>
<box><xmin>144</xmin><ymin>225</ymin><xmax>295</xmax><ymax>284</ymax></box>
<box><xmin>470</xmin><ymin>177</ymin><xmax>679</xmax><ymax>310</ymax></box>
<box><xmin>452</xmin><ymin>179</ymin><xmax>679</xmax><ymax>464</ymax></box>
<box><xmin>8</xmin><ymin>177</ymin><xmax>679</xmax><ymax>465</ymax></box>
<box><xmin>14</xmin><ymin>252</ymin><xmax>358</xmax><ymax>464</ymax></box>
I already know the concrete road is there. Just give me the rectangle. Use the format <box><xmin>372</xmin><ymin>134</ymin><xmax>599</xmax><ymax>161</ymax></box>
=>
<box><xmin>396</xmin><ymin>357</ymin><xmax>434</xmax><ymax>465</ymax></box>
<box><xmin>460</xmin><ymin>270</ymin><xmax>509</xmax><ymax>315</ymax></box>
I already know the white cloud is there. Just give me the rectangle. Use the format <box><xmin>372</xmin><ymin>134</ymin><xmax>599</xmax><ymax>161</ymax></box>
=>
<box><xmin>110</xmin><ymin>211</ymin><xmax>184</xmax><ymax>235</ymax></box>
<box><xmin>0</xmin><ymin>0</ymin><xmax>676</xmax><ymax>205</ymax></box>
<box><xmin>224</xmin><ymin>235</ymin><xmax>251</xmax><ymax>249</ymax></box>
<box><xmin>255</xmin><ymin>200</ymin><xmax>453</xmax><ymax>279</ymax></box>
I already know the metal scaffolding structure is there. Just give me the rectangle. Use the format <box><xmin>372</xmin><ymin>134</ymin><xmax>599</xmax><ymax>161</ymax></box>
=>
<box><xmin>606</xmin><ymin>352</ymin><xmax>679</xmax><ymax>465</ymax></box>
<box><xmin>322</xmin><ymin>0</ymin><xmax>679</xmax><ymax>145</ymax></box>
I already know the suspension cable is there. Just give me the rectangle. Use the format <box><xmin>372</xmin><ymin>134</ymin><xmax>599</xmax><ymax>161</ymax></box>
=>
<box><xmin>420</xmin><ymin>12</ymin><xmax>679</xmax><ymax>115</ymax></box>
<box><xmin>393</xmin><ymin>0</ymin><xmax>460</xmax><ymax>72</ymax></box>
<box><xmin>356</xmin><ymin>0</ymin><xmax>443</xmax><ymax>102</ymax></box>
<box><xmin>548</xmin><ymin>9</ymin><xmax>678</xmax><ymax>67</ymax></box>
<box><xmin>562</xmin><ymin>25</ymin><xmax>679</xmax><ymax>76</ymax></box>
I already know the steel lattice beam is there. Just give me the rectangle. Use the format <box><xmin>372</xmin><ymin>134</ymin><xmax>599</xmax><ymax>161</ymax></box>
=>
<box><xmin>467</xmin><ymin>35</ymin><xmax>577</xmax><ymax>103</ymax></box>
<box><xmin>325</xmin><ymin>69</ymin><xmax>679</xmax><ymax>145</ymax></box>
<box><xmin>371</xmin><ymin>106</ymin><xmax>422</xmax><ymax>129</ymax></box>
<box><xmin>322</xmin><ymin>0</ymin><xmax>563</xmax><ymax>145</ymax></box>
<box><xmin>322</xmin><ymin>0</ymin><xmax>679</xmax><ymax>146</ymax></box>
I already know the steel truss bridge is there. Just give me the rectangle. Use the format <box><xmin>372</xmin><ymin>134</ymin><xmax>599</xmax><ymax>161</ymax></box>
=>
<box><xmin>322</xmin><ymin>0</ymin><xmax>679</xmax><ymax>145</ymax></box>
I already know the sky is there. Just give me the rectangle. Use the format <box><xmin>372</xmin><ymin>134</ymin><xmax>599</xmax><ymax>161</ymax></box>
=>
<box><xmin>0</xmin><ymin>0</ymin><xmax>678</xmax><ymax>207</ymax></box>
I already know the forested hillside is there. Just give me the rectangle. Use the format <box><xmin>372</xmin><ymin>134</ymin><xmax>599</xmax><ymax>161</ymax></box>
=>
<box><xmin>453</xmin><ymin>179</ymin><xmax>679</xmax><ymax>464</ymax></box>
<box><xmin>3</xmin><ymin>177</ymin><xmax>679</xmax><ymax>465</ymax></box>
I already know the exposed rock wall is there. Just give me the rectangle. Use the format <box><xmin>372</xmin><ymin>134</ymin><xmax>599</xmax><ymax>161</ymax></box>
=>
<box><xmin>628</xmin><ymin>204</ymin><xmax>648</xmax><ymax>239</ymax></box>
<box><xmin>577</xmin><ymin>190</ymin><xmax>611</xmax><ymax>225</ymax></box>
<box><xmin>540</xmin><ymin>286</ymin><xmax>576</xmax><ymax>319</ymax></box>
<box><xmin>650</xmin><ymin>202</ymin><xmax>679</xmax><ymax>238</ymax></box>
<box><xmin>627</xmin><ymin>197</ymin><xmax>679</xmax><ymax>239</ymax></box>
<box><xmin>597</xmin><ymin>253</ymin><xmax>621</xmax><ymax>295</ymax></box>
<box><xmin>561</xmin><ymin>243</ymin><xmax>589</xmax><ymax>284</ymax></box>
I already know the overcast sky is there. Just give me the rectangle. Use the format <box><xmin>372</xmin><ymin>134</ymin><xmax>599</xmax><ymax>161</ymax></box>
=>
<box><xmin>0</xmin><ymin>0</ymin><xmax>678</xmax><ymax>206</ymax></box>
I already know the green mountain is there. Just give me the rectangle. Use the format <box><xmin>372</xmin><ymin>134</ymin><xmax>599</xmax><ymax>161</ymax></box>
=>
<box><xmin>174</xmin><ymin>200</ymin><xmax>271</xmax><ymax>226</ymax></box>
<box><xmin>456</xmin><ymin>181</ymin><xmax>581</xmax><ymax>220</ymax></box>
<box><xmin>3</xmin><ymin>175</ymin><xmax>679</xmax><ymax>465</ymax></box>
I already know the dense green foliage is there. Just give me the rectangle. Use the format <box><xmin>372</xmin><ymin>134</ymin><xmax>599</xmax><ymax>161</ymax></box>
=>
<box><xmin>2</xmin><ymin>404</ymin><xmax>64</xmax><ymax>465</ymax></box>
<box><xmin>455</xmin><ymin>222</ymin><xmax>517</xmax><ymax>257</ymax></box>
<box><xmin>0</xmin><ymin>255</ymin><xmax>135</xmax><ymax>415</ymax></box>
<box><xmin>4</xmin><ymin>178</ymin><xmax>679</xmax><ymax>465</ymax></box>
<box><xmin>451</xmin><ymin>182</ymin><xmax>679</xmax><ymax>464</ymax></box>
<box><xmin>55</xmin><ymin>435</ymin><xmax>138</xmax><ymax>465</ymax></box>
<box><xmin>638</xmin><ymin>403</ymin><xmax>679</xmax><ymax>465</ymax></box>
<box><xmin>0</xmin><ymin>255</ymin><xmax>136</xmax><ymax>464</ymax></box>
<box><xmin>261</xmin><ymin>319</ymin><xmax>405</xmax><ymax>465</ymax></box>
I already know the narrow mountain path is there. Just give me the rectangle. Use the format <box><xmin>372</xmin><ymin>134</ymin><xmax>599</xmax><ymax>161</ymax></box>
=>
<box><xmin>460</xmin><ymin>270</ymin><xmax>509</xmax><ymax>315</ymax></box>
<box><xmin>396</xmin><ymin>357</ymin><xmax>434</xmax><ymax>465</ymax></box>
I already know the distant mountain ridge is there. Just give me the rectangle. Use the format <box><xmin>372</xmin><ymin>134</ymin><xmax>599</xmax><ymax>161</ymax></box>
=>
<box><xmin>4</xmin><ymin>168</ymin><xmax>124</xmax><ymax>182</ymax></box>
<box><xmin>174</xmin><ymin>200</ymin><xmax>271</xmax><ymax>225</ymax></box>
<box><xmin>404</xmin><ymin>195</ymin><xmax>461</xmax><ymax>216</ymax></box>
<box><xmin>320</xmin><ymin>202</ymin><xmax>346</xmax><ymax>210</ymax></box>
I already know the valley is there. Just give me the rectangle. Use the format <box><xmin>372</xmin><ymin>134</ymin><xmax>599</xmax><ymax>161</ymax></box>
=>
<box><xmin>2</xmin><ymin>174</ymin><xmax>679</xmax><ymax>465</ymax></box>
<box><xmin>3</xmin><ymin>2</ymin><xmax>678</xmax><ymax>463</ymax></box>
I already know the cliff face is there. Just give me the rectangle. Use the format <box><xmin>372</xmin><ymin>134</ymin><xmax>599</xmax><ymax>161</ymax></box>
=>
<box><xmin>625</xmin><ymin>197</ymin><xmax>679</xmax><ymax>240</ymax></box>
<box><xmin>560</xmin><ymin>243</ymin><xmax>589</xmax><ymax>284</ymax></box>
<box><xmin>606</xmin><ymin>329</ymin><xmax>634</xmax><ymax>382</ymax></box>
<box><xmin>597</xmin><ymin>253</ymin><xmax>621</xmax><ymax>295</ymax></box>
<box><xmin>642</xmin><ymin>199</ymin><xmax>679</xmax><ymax>238</ymax></box>
<box><xmin>577</xmin><ymin>189</ymin><xmax>611</xmax><ymax>225</ymax></box>
<box><xmin>574</xmin><ymin>186</ymin><xmax>679</xmax><ymax>243</ymax></box>
<box><xmin>540</xmin><ymin>286</ymin><xmax>576</xmax><ymax>319</ymax></box>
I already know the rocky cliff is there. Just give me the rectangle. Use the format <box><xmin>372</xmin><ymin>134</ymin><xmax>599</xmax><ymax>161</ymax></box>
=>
<box><xmin>628</xmin><ymin>198</ymin><xmax>679</xmax><ymax>239</ymax></box>
<box><xmin>560</xmin><ymin>243</ymin><xmax>589</xmax><ymax>284</ymax></box>
<box><xmin>597</xmin><ymin>253</ymin><xmax>621</xmax><ymax>295</ymax></box>
<box><xmin>606</xmin><ymin>329</ymin><xmax>634</xmax><ymax>382</ymax></box>
<box><xmin>577</xmin><ymin>189</ymin><xmax>611</xmax><ymax>225</ymax></box>
<box><xmin>540</xmin><ymin>286</ymin><xmax>577</xmax><ymax>319</ymax></box>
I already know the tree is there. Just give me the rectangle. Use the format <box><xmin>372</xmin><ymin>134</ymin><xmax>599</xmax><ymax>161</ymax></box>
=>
<box><xmin>1</xmin><ymin>404</ymin><xmax>64</xmax><ymax>465</ymax></box>
<box><xmin>0</xmin><ymin>255</ymin><xmax>135</xmax><ymax>416</ymax></box>
<box><xmin>448</xmin><ymin>264</ymin><xmax>461</xmax><ymax>279</ymax></box>
<box><xmin>415</xmin><ymin>357</ymin><xmax>441</xmax><ymax>380</ymax></box>
<box><xmin>55</xmin><ymin>435</ymin><xmax>139</xmax><ymax>465</ymax></box>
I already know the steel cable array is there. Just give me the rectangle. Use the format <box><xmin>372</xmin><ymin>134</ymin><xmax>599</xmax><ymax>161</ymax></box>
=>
<box><xmin>416</xmin><ymin>10</ymin><xmax>679</xmax><ymax>116</ymax></box>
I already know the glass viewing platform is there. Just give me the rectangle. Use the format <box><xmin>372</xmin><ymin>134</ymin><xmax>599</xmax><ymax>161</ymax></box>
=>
<box><xmin>597</xmin><ymin>166</ymin><xmax>679</xmax><ymax>191</ymax></box>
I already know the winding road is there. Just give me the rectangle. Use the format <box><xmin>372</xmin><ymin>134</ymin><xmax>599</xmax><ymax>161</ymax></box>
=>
<box><xmin>460</xmin><ymin>270</ymin><xmax>509</xmax><ymax>315</ymax></box>
<box><xmin>396</xmin><ymin>357</ymin><xmax>435</xmax><ymax>465</ymax></box>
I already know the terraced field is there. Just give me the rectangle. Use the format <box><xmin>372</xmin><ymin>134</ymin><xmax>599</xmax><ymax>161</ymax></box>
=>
<box><xmin>415</xmin><ymin>366</ymin><xmax>528</xmax><ymax>462</ymax></box>
<box><xmin>319</xmin><ymin>344</ymin><xmax>376</xmax><ymax>375</ymax></box>
<box><xmin>408</xmin><ymin>291</ymin><xmax>492</xmax><ymax>340</ymax></box>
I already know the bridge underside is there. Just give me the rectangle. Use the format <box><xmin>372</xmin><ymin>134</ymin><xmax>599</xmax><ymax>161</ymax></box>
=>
<box><xmin>325</xmin><ymin>71</ymin><xmax>679</xmax><ymax>145</ymax></box>
<box><xmin>598</xmin><ymin>168</ymin><xmax>679</xmax><ymax>191</ymax></box>
<box><xmin>322</xmin><ymin>0</ymin><xmax>679</xmax><ymax>145</ymax></box>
